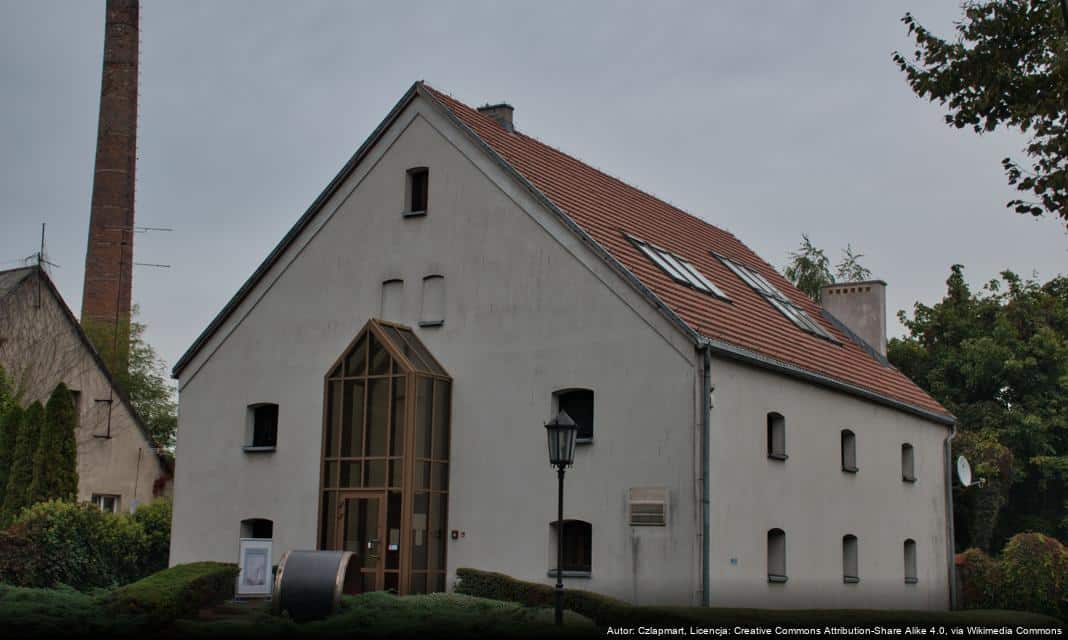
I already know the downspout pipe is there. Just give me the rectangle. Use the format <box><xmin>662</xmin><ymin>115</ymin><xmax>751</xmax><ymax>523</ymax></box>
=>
<box><xmin>700</xmin><ymin>344</ymin><xmax>712</xmax><ymax>607</ymax></box>
<box><xmin>944</xmin><ymin>424</ymin><xmax>958</xmax><ymax>610</ymax></box>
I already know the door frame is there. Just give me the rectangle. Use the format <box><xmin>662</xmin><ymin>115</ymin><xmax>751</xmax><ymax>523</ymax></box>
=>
<box><xmin>334</xmin><ymin>489</ymin><xmax>388</xmax><ymax>592</ymax></box>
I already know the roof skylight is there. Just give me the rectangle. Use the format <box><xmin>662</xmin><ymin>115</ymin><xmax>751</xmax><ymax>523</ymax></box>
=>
<box><xmin>629</xmin><ymin>237</ymin><xmax>729</xmax><ymax>300</ymax></box>
<box><xmin>717</xmin><ymin>256</ymin><xmax>835</xmax><ymax>341</ymax></box>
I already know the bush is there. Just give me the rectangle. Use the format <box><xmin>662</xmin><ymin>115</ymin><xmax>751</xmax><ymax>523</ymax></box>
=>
<box><xmin>104</xmin><ymin>562</ymin><xmax>238</xmax><ymax>623</ymax></box>
<box><xmin>131</xmin><ymin>498</ymin><xmax>171</xmax><ymax>575</ymax></box>
<box><xmin>0</xmin><ymin>500</ymin><xmax>146</xmax><ymax>589</ymax></box>
<box><xmin>998</xmin><ymin>532</ymin><xmax>1068</xmax><ymax>619</ymax></box>
<box><xmin>455</xmin><ymin>568</ymin><xmax>634</xmax><ymax>626</ymax></box>
<box><xmin>956</xmin><ymin>548</ymin><xmax>1002</xmax><ymax>610</ymax></box>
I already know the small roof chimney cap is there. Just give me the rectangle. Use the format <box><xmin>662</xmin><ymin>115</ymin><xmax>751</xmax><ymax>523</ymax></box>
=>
<box><xmin>477</xmin><ymin>103</ymin><xmax>515</xmax><ymax>132</ymax></box>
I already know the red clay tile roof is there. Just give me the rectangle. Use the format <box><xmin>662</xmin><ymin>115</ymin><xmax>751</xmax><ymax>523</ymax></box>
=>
<box><xmin>425</xmin><ymin>85</ymin><xmax>951</xmax><ymax>421</ymax></box>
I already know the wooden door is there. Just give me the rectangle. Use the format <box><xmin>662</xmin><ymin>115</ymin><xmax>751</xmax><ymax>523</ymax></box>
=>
<box><xmin>335</xmin><ymin>491</ymin><xmax>386</xmax><ymax>593</ymax></box>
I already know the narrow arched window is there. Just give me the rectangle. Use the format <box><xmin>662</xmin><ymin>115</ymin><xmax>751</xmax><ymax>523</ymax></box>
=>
<box><xmin>843</xmin><ymin>534</ymin><xmax>859</xmax><ymax>583</ymax></box>
<box><xmin>240</xmin><ymin>518</ymin><xmax>273</xmax><ymax>539</ymax></box>
<box><xmin>550</xmin><ymin>519</ymin><xmax>592</xmax><ymax>575</ymax></box>
<box><xmin>419</xmin><ymin>275</ymin><xmax>445</xmax><ymax>327</ymax></box>
<box><xmin>841</xmin><ymin>429</ymin><xmax>857</xmax><ymax>472</ymax></box>
<box><xmin>380</xmin><ymin>279</ymin><xmax>404</xmax><ymax>321</ymax></box>
<box><xmin>904</xmin><ymin>539</ymin><xmax>918</xmax><ymax>584</ymax></box>
<box><xmin>767</xmin><ymin>412</ymin><xmax>786</xmax><ymax>460</ymax></box>
<box><xmin>767</xmin><ymin>528</ymin><xmax>786</xmax><ymax>582</ymax></box>
<box><xmin>902</xmin><ymin>443</ymin><xmax>916</xmax><ymax>482</ymax></box>
<box><xmin>554</xmin><ymin>389</ymin><xmax>594</xmax><ymax>443</ymax></box>
<box><xmin>405</xmin><ymin>167</ymin><xmax>429</xmax><ymax>216</ymax></box>
<box><xmin>245</xmin><ymin>403</ymin><xmax>278</xmax><ymax>451</ymax></box>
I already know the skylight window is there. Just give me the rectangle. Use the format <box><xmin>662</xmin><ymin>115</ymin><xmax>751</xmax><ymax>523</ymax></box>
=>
<box><xmin>630</xmin><ymin>237</ymin><xmax>729</xmax><ymax>300</ymax></box>
<box><xmin>717</xmin><ymin>255</ymin><xmax>835</xmax><ymax>341</ymax></box>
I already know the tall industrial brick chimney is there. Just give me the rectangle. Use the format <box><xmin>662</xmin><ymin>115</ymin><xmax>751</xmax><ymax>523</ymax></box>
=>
<box><xmin>81</xmin><ymin>0</ymin><xmax>139</xmax><ymax>343</ymax></box>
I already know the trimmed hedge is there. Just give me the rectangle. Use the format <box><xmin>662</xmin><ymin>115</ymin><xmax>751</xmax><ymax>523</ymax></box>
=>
<box><xmin>455</xmin><ymin>567</ymin><xmax>635</xmax><ymax>626</ymax></box>
<box><xmin>103</xmin><ymin>562</ymin><xmax>239</xmax><ymax>623</ymax></box>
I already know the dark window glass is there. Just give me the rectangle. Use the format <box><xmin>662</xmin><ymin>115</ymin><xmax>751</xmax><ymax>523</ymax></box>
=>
<box><xmin>767</xmin><ymin>412</ymin><xmax>785</xmax><ymax>459</ymax></box>
<box><xmin>557</xmin><ymin>390</ymin><xmax>593</xmax><ymax>441</ymax></box>
<box><xmin>553</xmin><ymin>520</ymin><xmax>592</xmax><ymax>573</ymax></box>
<box><xmin>432</xmin><ymin>380</ymin><xmax>451</xmax><ymax>459</ymax></box>
<box><xmin>415</xmin><ymin>378</ymin><xmax>433</xmax><ymax>458</ymax></box>
<box><xmin>241</xmin><ymin>518</ymin><xmax>273</xmax><ymax>539</ymax></box>
<box><xmin>341</xmin><ymin>381</ymin><xmax>365</xmax><ymax>457</ymax></box>
<box><xmin>841</xmin><ymin>429</ymin><xmax>857</xmax><ymax>472</ymax></box>
<box><xmin>768</xmin><ymin>528</ymin><xmax>786</xmax><ymax>580</ymax></box>
<box><xmin>252</xmin><ymin>404</ymin><xmax>278</xmax><ymax>447</ymax></box>
<box><xmin>408</xmin><ymin>168</ymin><xmax>428</xmax><ymax>212</ymax></box>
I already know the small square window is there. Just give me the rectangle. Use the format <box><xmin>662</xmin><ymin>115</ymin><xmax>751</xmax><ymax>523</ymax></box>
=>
<box><xmin>246</xmin><ymin>404</ymin><xmax>278</xmax><ymax>451</ymax></box>
<box><xmin>92</xmin><ymin>494</ymin><xmax>120</xmax><ymax>513</ymax></box>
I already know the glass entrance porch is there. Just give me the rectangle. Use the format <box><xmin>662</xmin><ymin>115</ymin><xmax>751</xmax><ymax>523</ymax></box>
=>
<box><xmin>319</xmin><ymin>319</ymin><xmax>451</xmax><ymax>595</ymax></box>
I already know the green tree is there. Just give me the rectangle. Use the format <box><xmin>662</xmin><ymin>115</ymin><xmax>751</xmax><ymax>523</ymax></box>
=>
<box><xmin>0</xmin><ymin>403</ymin><xmax>23</xmax><ymax>508</ymax></box>
<box><xmin>889</xmin><ymin>265</ymin><xmax>1068</xmax><ymax>551</ymax></box>
<box><xmin>83</xmin><ymin>306</ymin><xmax>178</xmax><ymax>450</ymax></box>
<box><xmin>29</xmin><ymin>383</ymin><xmax>79</xmax><ymax>504</ymax></box>
<box><xmin>784</xmin><ymin>235</ymin><xmax>873</xmax><ymax>301</ymax></box>
<box><xmin>1</xmin><ymin>401</ymin><xmax>45</xmax><ymax>524</ymax></box>
<box><xmin>893</xmin><ymin>1</ymin><xmax>1068</xmax><ymax>228</ymax></box>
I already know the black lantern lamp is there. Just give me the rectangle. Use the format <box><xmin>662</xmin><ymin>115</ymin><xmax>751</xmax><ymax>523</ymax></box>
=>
<box><xmin>545</xmin><ymin>410</ymin><xmax>578</xmax><ymax>469</ymax></box>
<box><xmin>545</xmin><ymin>410</ymin><xmax>578</xmax><ymax>626</ymax></box>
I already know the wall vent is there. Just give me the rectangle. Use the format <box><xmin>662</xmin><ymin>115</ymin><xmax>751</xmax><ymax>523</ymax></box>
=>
<box><xmin>628</xmin><ymin>488</ymin><xmax>668</xmax><ymax>526</ymax></box>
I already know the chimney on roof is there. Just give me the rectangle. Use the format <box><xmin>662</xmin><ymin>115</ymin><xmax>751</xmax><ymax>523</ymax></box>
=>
<box><xmin>820</xmin><ymin>280</ymin><xmax>888</xmax><ymax>357</ymax></box>
<box><xmin>477</xmin><ymin>103</ymin><xmax>514</xmax><ymax>132</ymax></box>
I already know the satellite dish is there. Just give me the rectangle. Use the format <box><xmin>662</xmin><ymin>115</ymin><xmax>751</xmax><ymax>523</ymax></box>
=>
<box><xmin>956</xmin><ymin>456</ymin><xmax>973</xmax><ymax>487</ymax></box>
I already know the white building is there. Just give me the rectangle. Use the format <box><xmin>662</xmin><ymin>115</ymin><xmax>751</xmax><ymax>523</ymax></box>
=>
<box><xmin>0</xmin><ymin>266</ymin><xmax>170</xmax><ymax>512</ymax></box>
<box><xmin>169</xmin><ymin>82</ymin><xmax>955</xmax><ymax>610</ymax></box>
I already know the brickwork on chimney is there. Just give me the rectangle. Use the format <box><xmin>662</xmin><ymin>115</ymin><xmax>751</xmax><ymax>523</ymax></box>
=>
<box><xmin>81</xmin><ymin>0</ymin><xmax>139</xmax><ymax>328</ymax></box>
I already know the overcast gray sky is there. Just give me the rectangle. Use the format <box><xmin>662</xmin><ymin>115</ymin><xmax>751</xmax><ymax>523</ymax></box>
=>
<box><xmin>2</xmin><ymin>1</ymin><xmax>1065</xmax><ymax>373</ymax></box>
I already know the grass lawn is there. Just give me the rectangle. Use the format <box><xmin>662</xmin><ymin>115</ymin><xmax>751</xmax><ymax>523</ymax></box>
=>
<box><xmin>0</xmin><ymin>583</ymin><xmax>1060</xmax><ymax>638</ymax></box>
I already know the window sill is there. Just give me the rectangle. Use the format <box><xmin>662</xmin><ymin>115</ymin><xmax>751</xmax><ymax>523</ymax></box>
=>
<box><xmin>904</xmin><ymin>577</ymin><xmax>919</xmax><ymax>585</ymax></box>
<box><xmin>402</xmin><ymin>210</ymin><xmax>428</xmax><ymax>219</ymax></box>
<box><xmin>843</xmin><ymin>576</ymin><xmax>860</xmax><ymax>584</ymax></box>
<box><xmin>576</xmin><ymin>438</ymin><xmax>593</xmax><ymax>445</ymax></box>
<box><xmin>902</xmin><ymin>475</ymin><xmax>917</xmax><ymax>483</ymax></box>
<box><xmin>242</xmin><ymin>446</ymin><xmax>277</xmax><ymax>454</ymax></box>
<box><xmin>767</xmin><ymin>453</ymin><xmax>788</xmax><ymax>461</ymax></box>
<box><xmin>842</xmin><ymin>466</ymin><xmax>859</xmax><ymax>474</ymax></box>
<box><xmin>418</xmin><ymin>320</ymin><xmax>444</xmax><ymax>328</ymax></box>
<box><xmin>547</xmin><ymin>570</ymin><xmax>591</xmax><ymax>579</ymax></box>
<box><xmin>767</xmin><ymin>575</ymin><xmax>788</xmax><ymax>584</ymax></box>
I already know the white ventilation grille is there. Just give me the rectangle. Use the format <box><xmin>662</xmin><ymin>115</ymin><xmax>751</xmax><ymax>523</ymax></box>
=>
<box><xmin>628</xmin><ymin>488</ymin><xmax>668</xmax><ymax>527</ymax></box>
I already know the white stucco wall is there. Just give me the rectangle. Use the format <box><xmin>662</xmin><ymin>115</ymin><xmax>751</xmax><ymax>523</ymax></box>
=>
<box><xmin>0</xmin><ymin>272</ymin><xmax>167</xmax><ymax>511</ymax></box>
<box><xmin>170</xmin><ymin>96</ymin><xmax>702</xmax><ymax>605</ymax></box>
<box><xmin>707</xmin><ymin>356</ymin><xmax>951</xmax><ymax>610</ymax></box>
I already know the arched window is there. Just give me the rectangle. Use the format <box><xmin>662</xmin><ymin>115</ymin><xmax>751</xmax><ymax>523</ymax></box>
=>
<box><xmin>767</xmin><ymin>412</ymin><xmax>786</xmax><ymax>460</ymax></box>
<box><xmin>843</xmin><ymin>534</ymin><xmax>859</xmax><ymax>583</ymax></box>
<box><xmin>841</xmin><ymin>429</ymin><xmax>857</xmax><ymax>472</ymax></box>
<box><xmin>901</xmin><ymin>443</ymin><xmax>916</xmax><ymax>482</ymax></box>
<box><xmin>904</xmin><ymin>539</ymin><xmax>918</xmax><ymax>584</ymax></box>
<box><xmin>767</xmin><ymin>528</ymin><xmax>787</xmax><ymax>582</ymax></box>
<box><xmin>554</xmin><ymin>389</ymin><xmax>594</xmax><ymax>443</ymax></box>
<box><xmin>419</xmin><ymin>275</ymin><xmax>445</xmax><ymax>327</ymax></box>
<box><xmin>405</xmin><ymin>167</ymin><xmax>429</xmax><ymax>216</ymax></box>
<box><xmin>240</xmin><ymin>518</ymin><xmax>273</xmax><ymax>539</ymax></box>
<box><xmin>245</xmin><ymin>403</ymin><xmax>278</xmax><ymax>451</ymax></box>
<box><xmin>380</xmin><ymin>279</ymin><xmax>404</xmax><ymax>321</ymax></box>
<box><xmin>550</xmin><ymin>519</ymin><xmax>592</xmax><ymax>575</ymax></box>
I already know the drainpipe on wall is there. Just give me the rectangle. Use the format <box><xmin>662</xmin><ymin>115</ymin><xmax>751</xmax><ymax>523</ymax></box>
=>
<box><xmin>944</xmin><ymin>425</ymin><xmax>958</xmax><ymax>610</ymax></box>
<box><xmin>700</xmin><ymin>344</ymin><xmax>712</xmax><ymax>607</ymax></box>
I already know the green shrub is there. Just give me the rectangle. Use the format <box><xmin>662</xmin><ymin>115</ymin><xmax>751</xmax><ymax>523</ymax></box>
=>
<box><xmin>455</xmin><ymin>567</ymin><xmax>634</xmax><ymax>626</ymax></box>
<box><xmin>1</xmin><ymin>402</ymin><xmax>43</xmax><ymax>524</ymax></box>
<box><xmin>0</xmin><ymin>500</ymin><xmax>146</xmax><ymax>589</ymax></box>
<box><xmin>997</xmin><ymin>532</ymin><xmax>1068</xmax><ymax>619</ymax></box>
<box><xmin>956</xmin><ymin>548</ymin><xmax>1002</xmax><ymax>610</ymax></box>
<box><xmin>29</xmin><ymin>384</ymin><xmax>78</xmax><ymax>505</ymax></box>
<box><xmin>131</xmin><ymin>498</ymin><xmax>172</xmax><ymax>574</ymax></box>
<box><xmin>0</xmin><ymin>403</ymin><xmax>22</xmax><ymax>514</ymax></box>
<box><xmin>104</xmin><ymin>562</ymin><xmax>238</xmax><ymax>623</ymax></box>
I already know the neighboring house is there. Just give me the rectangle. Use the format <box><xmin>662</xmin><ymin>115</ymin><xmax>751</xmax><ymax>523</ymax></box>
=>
<box><xmin>0</xmin><ymin>266</ymin><xmax>170</xmax><ymax>512</ymax></box>
<box><xmin>169</xmin><ymin>82</ymin><xmax>955</xmax><ymax>610</ymax></box>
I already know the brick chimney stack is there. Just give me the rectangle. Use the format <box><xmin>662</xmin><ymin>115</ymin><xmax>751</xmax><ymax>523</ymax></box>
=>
<box><xmin>81</xmin><ymin>0</ymin><xmax>139</xmax><ymax>335</ymax></box>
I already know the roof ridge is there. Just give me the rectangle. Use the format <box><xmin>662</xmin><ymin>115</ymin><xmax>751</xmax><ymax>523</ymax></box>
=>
<box><xmin>421</xmin><ymin>84</ymin><xmax>745</xmax><ymax>246</ymax></box>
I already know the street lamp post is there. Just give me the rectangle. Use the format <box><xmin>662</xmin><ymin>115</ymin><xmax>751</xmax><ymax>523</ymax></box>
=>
<box><xmin>545</xmin><ymin>410</ymin><xmax>578</xmax><ymax>627</ymax></box>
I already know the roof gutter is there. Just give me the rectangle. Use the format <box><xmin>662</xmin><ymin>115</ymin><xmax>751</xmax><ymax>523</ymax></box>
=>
<box><xmin>700</xmin><ymin>344</ymin><xmax>711</xmax><ymax>607</ymax></box>
<box><xmin>944</xmin><ymin>425</ymin><xmax>958</xmax><ymax>609</ymax></box>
